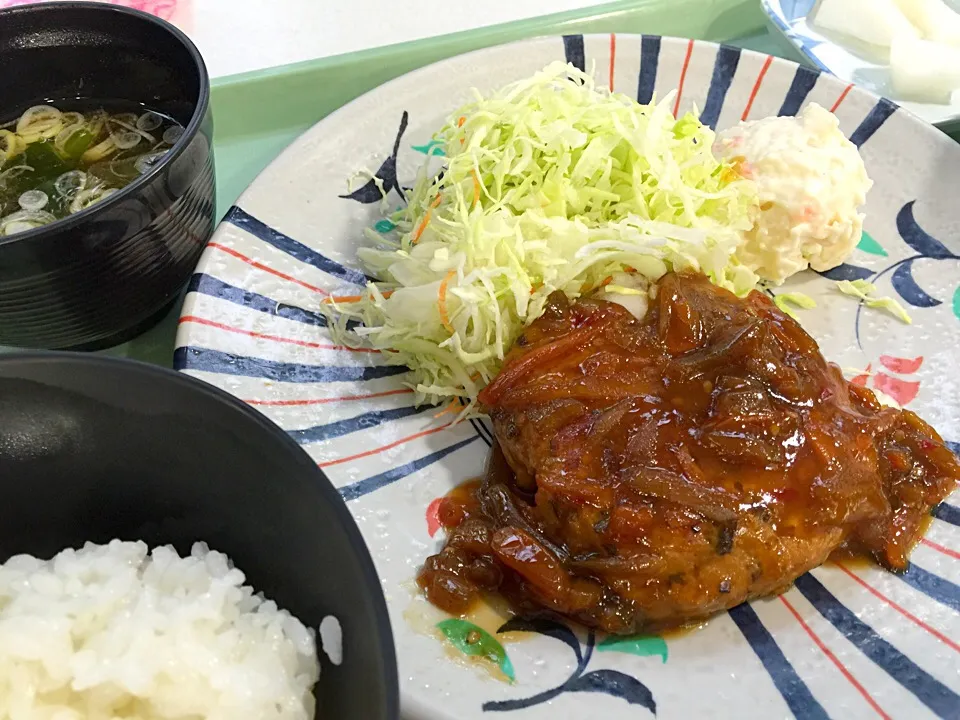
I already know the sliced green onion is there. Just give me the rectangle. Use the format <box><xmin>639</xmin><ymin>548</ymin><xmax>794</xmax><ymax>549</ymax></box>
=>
<box><xmin>81</xmin><ymin>137</ymin><xmax>118</xmax><ymax>164</ymax></box>
<box><xmin>18</xmin><ymin>189</ymin><xmax>48</xmax><ymax>211</ymax></box>
<box><xmin>55</xmin><ymin>170</ymin><xmax>86</xmax><ymax>198</ymax></box>
<box><xmin>136</xmin><ymin>112</ymin><xmax>164</xmax><ymax>132</ymax></box>
<box><xmin>113</xmin><ymin>112</ymin><xmax>138</xmax><ymax>126</ymax></box>
<box><xmin>109</xmin><ymin>117</ymin><xmax>155</xmax><ymax>144</ymax></box>
<box><xmin>134</xmin><ymin>151</ymin><xmax>166</xmax><ymax>175</ymax></box>
<box><xmin>162</xmin><ymin>125</ymin><xmax>184</xmax><ymax>145</ymax></box>
<box><xmin>0</xmin><ymin>165</ymin><xmax>32</xmax><ymax>185</ymax></box>
<box><xmin>16</xmin><ymin>105</ymin><xmax>63</xmax><ymax>143</ymax></box>
<box><xmin>112</xmin><ymin>131</ymin><xmax>142</xmax><ymax>150</ymax></box>
<box><xmin>0</xmin><ymin>130</ymin><xmax>23</xmax><ymax>161</ymax></box>
<box><xmin>69</xmin><ymin>185</ymin><xmax>117</xmax><ymax>214</ymax></box>
<box><xmin>0</xmin><ymin>209</ymin><xmax>56</xmax><ymax>235</ymax></box>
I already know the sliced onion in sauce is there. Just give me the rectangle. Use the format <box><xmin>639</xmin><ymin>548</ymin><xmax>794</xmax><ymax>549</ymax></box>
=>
<box><xmin>0</xmin><ymin>209</ymin><xmax>56</xmax><ymax>236</ymax></box>
<box><xmin>18</xmin><ymin>189</ymin><xmax>49</xmax><ymax>211</ymax></box>
<box><xmin>113</xmin><ymin>112</ymin><xmax>138</xmax><ymax>126</ymax></box>
<box><xmin>162</xmin><ymin>124</ymin><xmax>184</xmax><ymax>145</ymax></box>
<box><xmin>55</xmin><ymin>170</ymin><xmax>87</xmax><ymax>197</ymax></box>
<box><xmin>136</xmin><ymin>112</ymin><xmax>164</xmax><ymax>132</ymax></box>
<box><xmin>134</xmin><ymin>151</ymin><xmax>167</xmax><ymax>175</ymax></box>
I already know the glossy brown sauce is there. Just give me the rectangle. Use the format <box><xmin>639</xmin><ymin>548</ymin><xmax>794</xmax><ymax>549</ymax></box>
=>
<box><xmin>435</xmin><ymin>479</ymin><xmax>484</xmax><ymax>532</ymax></box>
<box><xmin>418</xmin><ymin>273</ymin><xmax>960</xmax><ymax>634</ymax></box>
<box><xmin>826</xmin><ymin>545</ymin><xmax>874</xmax><ymax>566</ymax></box>
<box><xmin>827</xmin><ymin>514</ymin><xmax>935</xmax><ymax>569</ymax></box>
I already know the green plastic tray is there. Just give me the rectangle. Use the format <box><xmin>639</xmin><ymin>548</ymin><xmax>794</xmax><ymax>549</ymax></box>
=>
<box><xmin>97</xmin><ymin>0</ymin><xmax>772</xmax><ymax>365</ymax></box>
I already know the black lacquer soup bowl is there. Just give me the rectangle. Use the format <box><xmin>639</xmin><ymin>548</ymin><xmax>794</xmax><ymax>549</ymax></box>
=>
<box><xmin>0</xmin><ymin>2</ymin><xmax>215</xmax><ymax>350</ymax></box>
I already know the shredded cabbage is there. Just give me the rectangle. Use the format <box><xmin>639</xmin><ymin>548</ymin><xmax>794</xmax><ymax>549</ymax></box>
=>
<box><xmin>326</xmin><ymin>62</ymin><xmax>759</xmax><ymax>406</ymax></box>
<box><xmin>772</xmin><ymin>291</ymin><xmax>817</xmax><ymax>320</ymax></box>
<box><xmin>836</xmin><ymin>279</ymin><xmax>912</xmax><ymax>324</ymax></box>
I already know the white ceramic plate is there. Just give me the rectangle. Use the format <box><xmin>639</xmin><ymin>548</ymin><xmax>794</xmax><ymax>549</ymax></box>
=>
<box><xmin>175</xmin><ymin>35</ymin><xmax>960</xmax><ymax>719</ymax></box>
<box><xmin>762</xmin><ymin>0</ymin><xmax>960</xmax><ymax>130</ymax></box>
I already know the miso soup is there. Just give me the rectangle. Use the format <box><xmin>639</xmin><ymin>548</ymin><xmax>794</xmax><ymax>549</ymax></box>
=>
<box><xmin>0</xmin><ymin>103</ymin><xmax>185</xmax><ymax>236</ymax></box>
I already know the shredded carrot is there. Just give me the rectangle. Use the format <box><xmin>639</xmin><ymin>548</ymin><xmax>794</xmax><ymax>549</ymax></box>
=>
<box><xmin>438</xmin><ymin>269</ymin><xmax>456</xmax><ymax>334</ymax></box>
<box><xmin>412</xmin><ymin>194</ymin><xmax>443</xmax><ymax>244</ymax></box>
<box><xmin>471</xmin><ymin>170</ymin><xmax>481</xmax><ymax>207</ymax></box>
<box><xmin>434</xmin><ymin>377</ymin><xmax>480</xmax><ymax>417</ymax></box>
<box><xmin>457</xmin><ymin>116</ymin><xmax>466</xmax><ymax>127</ymax></box>
<box><xmin>434</xmin><ymin>398</ymin><xmax>464</xmax><ymax>418</ymax></box>
<box><xmin>322</xmin><ymin>290</ymin><xmax>393</xmax><ymax>304</ymax></box>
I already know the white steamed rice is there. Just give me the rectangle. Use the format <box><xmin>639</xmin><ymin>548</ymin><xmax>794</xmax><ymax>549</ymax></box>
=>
<box><xmin>0</xmin><ymin>540</ymin><xmax>320</xmax><ymax>720</ymax></box>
